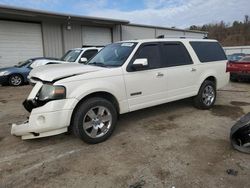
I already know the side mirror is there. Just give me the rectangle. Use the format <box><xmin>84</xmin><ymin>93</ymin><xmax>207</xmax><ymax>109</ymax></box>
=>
<box><xmin>131</xmin><ymin>58</ymin><xmax>148</xmax><ymax>70</ymax></box>
<box><xmin>79</xmin><ymin>57</ymin><xmax>88</xmax><ymax>64</ymax></box>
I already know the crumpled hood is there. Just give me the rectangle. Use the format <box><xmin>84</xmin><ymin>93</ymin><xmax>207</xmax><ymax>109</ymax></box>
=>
<box><xmin>29</xmin><ymin>63</ymin><xmax>104</xmax><ymax>82</ymax></box>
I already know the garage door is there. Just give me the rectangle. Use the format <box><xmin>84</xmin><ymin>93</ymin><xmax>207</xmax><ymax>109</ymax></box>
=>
<box><xmin>82</xmin><ymin>26</ymin><xmax>112</xmax><ymax>46</ymax></box>
<box><xmin>0</xmin><ymin>21</ymin><xmax>44</xmax><ymax>67</ymax></box>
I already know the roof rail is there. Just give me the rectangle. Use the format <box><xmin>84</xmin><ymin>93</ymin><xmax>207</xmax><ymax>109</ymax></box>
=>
<box><xmin>82</xmin><ymin>45</ymin><xmax>105</xmax><ymax>48</ymax></box>
<box><xmin>156</xmin><ymin>35</ymin><xmax>207</xmax><ymax>39</ymax></box>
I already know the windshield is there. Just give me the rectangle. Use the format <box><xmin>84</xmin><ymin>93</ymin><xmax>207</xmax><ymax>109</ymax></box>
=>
<box><xmin>88</xmin><ymin>42</ymin><xmax>137</xmax><ymax>67</ymax></box>
<box><xmin>61</xmin><ymin>50</ymin><xmax>82</xmax><ymax>62</ymax></box>
<box><xmin>239</xmin><ymin>57</ymin><xmax>250</xmax><ymax>62</ymax></box>
<box><xmin>15</xmin><ymin>60</ymin><xmax>32</xmax><ymax>68</ymax></box>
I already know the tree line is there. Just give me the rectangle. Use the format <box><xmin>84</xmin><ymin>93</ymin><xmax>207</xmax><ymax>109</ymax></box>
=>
<box><xmin>189</xmin><ymin>15</ymin><xmax>250</xmax><ymax>46</ymax></box>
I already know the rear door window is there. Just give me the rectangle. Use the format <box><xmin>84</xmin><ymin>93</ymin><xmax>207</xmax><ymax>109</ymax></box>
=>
<box><xmin>190</xmin><ymin>41</ymin><xmax>227</xmax><ymax>62</ymax></box>
<box><xmin>161</xmin><ymin>43</ymin><xmax>192</xmax><ymax>67</ymax></box>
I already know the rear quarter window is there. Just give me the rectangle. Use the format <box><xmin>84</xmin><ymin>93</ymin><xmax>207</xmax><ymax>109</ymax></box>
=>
<box><xmin>190</xmin><ymin>41</ymin><xmax>227</xmax><ymax>63</ymax></box>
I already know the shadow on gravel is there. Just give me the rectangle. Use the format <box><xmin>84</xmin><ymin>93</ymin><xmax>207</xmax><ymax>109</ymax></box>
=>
<box><xmin>230</xmin><ymin>101</ymin><xmax>250</xmax><ymax>106</ymax></box>
<box><xmin>210</xmin><ymin>105</ymin><xmax>244</xmax><ymax>120</ymax></box>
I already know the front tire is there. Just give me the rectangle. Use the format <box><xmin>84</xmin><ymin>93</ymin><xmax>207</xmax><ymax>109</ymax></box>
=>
<box><xmin>9</xmin><ymin>74</ymin><xmax>23</xmax><ymax>86</ymax></box>
<box><xmin>72</xmin><ymin>97</ymin><xmax>117</xmax><ymax>144</ymax></box>
<box><xmin>193</xmin><ymin>80</ymin><xmax>216</xmax><ymax>109</ymax></box>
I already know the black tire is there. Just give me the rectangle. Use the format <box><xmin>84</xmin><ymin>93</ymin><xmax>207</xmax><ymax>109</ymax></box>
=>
<box><xmin>72</xmin><ymin>97</ymin><xmax>117</xmax><ymax>144</ymax></box>
<box><xmin>193</xmin><ymin>80</ymin><xmax>216</xmax><ymax>110</ymax></box>
<box><xmin>8</xmin><ymin>74</ymin><xmax>23</xmax><ymax>86</ymax></box>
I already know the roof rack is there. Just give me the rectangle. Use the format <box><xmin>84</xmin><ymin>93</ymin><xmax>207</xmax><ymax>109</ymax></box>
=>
<box><xmin>156</xmin><ymin>35</ymin><xmax>208</xmax><ymax>39</ymax></box>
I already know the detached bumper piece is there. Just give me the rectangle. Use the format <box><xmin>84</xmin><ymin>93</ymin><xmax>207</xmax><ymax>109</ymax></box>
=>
<box><xmin>11</xmin><ymin>107</ymin><xmax>72</xmax><ymax>140</ymax></box>
<box><xmin>230</xmin><ymin>112</ymin><xmax>250</xmax><ymax>154</ymax></box>
<box><xmin>11</xmin><ymin>121</ymin><xmax>67</xmax><ymax>140</ymax></box>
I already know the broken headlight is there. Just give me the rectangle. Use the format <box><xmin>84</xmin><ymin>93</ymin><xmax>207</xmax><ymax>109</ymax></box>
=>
<box><xmin>37</xmin><ymin>84</ymin><xmax>66</xmax><ymax>102</ymax></box>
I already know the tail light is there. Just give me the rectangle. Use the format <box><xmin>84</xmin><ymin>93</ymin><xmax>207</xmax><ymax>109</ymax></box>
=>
<box><xmin>226</xmin><ymin>61</ymin><xmax>230</xmax><ymax>72</ymax></box>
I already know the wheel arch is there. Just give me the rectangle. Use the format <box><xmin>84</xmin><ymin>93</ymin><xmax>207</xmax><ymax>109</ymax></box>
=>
<box><xmin>204</xmin><ymin>76</ymin><xmax>217</xmax><ymax>87</ymax></box>
<box><xmin>8</xmin><ymin>73</ymin><xmax>24</xmax><ymax>79</ymax></box>
<box><xmin>69</xmin><ymin>91</ymin><xmax>120</xmax><ymax>132</ymax></box>
<box><xmin>199</xmin><ymin>74</ymin><xmax>217</xmax><ymax>89</ymax></box>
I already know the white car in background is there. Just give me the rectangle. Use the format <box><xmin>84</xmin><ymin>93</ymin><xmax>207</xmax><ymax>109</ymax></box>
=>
<box><xmin>30</xmin><ymin>47</ymin><xmax>102</xmax><ymax>68</ymax></box>
<box><xmin>12</xmin><ymin>39</ymin><xmax>229</xmax><ymax>144</ymax></box>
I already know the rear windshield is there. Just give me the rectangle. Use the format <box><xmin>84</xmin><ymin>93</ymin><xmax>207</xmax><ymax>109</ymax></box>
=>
<box><xmin>239</xmin><ymin>57</ymin><xmax>250</xmax><ymax>62</ymax></box>
<box><xmin>190</xmin><ymin>41</ymin><xmax>227</xmax><ymax>63</ymax></box>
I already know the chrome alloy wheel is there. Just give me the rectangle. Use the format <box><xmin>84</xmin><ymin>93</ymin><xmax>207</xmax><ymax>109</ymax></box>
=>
<box><xmin>83</xmin><ymin>106</ymin><xmax>112</xmax><ymax>138</ymax></box>
<box><xmin>10</xmin><ymin>75</ymin><xmax>22</xmax><ymax>86</ymax></box>
<box><xmin>202</xmin><ymin>85</ymin><xmax>215</xmax><ymax>106</ymax></box>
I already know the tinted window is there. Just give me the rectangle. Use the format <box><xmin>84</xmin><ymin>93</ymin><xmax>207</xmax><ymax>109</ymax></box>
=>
<box><xmin>136</xmin><ymin>44</ymin><xmax>161</xmax><ymax>69</ymax></box>
<box><xmin>190</xmin><ymin>41</ymin><xmax>227</xmax><ymax>62</ymax></box>
<box><xmin>81</xmin><ymin>50</ymin><xmax>98</xmax><ymax>60</ymax></box>
<box><xmin>162</xmin><ymin>43</ymin><xmax>192</xmax><ymax>67</ymax></box>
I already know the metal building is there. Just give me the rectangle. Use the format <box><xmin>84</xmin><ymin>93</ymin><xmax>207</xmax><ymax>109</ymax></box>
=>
<box><xmin>223</xmin><ymin>46</ymin><xmax>250</xmax><ymax>55</ymax></box>
<box><xmin>0</xmin><ymin>5</ymin><xmax>207</xmax><ymax>67</ymax></box>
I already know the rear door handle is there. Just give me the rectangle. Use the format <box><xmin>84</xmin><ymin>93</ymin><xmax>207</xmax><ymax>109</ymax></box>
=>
<box><xmin>156</xmin><ymin>72</ymin><xmax>164</xmax><ymax>77</ymax></box>
<box><xmin>191</xmin><ymin>68</ymin><xmax>197</xmax><ymax>72</ymax></box>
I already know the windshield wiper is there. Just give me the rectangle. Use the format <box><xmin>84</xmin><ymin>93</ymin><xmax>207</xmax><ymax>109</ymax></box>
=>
<box><xmin>88</xmin><ymin>62</ymin><xmax>107</xmax><ymax>67</ymax></box>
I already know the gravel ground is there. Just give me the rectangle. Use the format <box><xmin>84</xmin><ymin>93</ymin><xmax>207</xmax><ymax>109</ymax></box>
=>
<box><xmin>0</xmin><ymin>82</ymin><xmax>250</xmax><ymax>188</ymax></box>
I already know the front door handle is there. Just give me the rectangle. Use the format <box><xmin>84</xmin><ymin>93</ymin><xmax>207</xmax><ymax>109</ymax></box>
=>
<box><xmin>156</xmin><ymin>72</ymin><xmax>164</xmax><ymax>77</ymax></box>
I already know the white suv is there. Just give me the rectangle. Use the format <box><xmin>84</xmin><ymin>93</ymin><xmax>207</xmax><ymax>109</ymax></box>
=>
<box><xmin>11</xmin><ymin>39</ymin><xmax>229</xmax><ymax>144</ymax></box>
<box><xmin>30</xmin><ymin>47</ymin><xmax>102</xmax><ymax>68</ymax></box>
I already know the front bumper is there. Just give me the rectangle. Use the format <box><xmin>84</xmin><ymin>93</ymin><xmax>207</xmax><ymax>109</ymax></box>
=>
<box><xmin>0</xmin><ymin>75</ymin><xmax>8</xmax><ymax>85</ymax></box>
<box><xmin>11</xmin><ymin>97</ymin><xmax>78</xmax><ymax>139</ymax></box>
<box><xmin>11</xmin><ymin>109</ymin><xmax>72</xmax><ymax>139</ymax></box>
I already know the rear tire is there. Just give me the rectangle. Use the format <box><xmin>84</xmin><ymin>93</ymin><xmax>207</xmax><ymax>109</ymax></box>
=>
<box><xmin>8</xmin><ymin>74</ymin><xmax>23</xmax><ymax>86</ymax></box>
<box><xmin>193</xmin><ymin>80</ymin><xmax>216</xmax><ymax>109</ymax></box>
<box><xmin>72</xmin><ymin>97</ymin><xmax>117</xmax><ymax>144</ymax></box>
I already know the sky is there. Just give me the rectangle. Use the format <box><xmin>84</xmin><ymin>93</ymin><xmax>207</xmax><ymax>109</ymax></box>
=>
<box><xmin>0</xmin><ymin>0</ymin><xmax>249</xmax><ymax>29</ymax></box>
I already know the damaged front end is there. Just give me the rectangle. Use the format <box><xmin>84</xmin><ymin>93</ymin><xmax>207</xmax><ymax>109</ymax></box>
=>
<box><xmin>11</xmin><ymin>82</ymin><xmax>76</xmax><ymax>140</ymax></box>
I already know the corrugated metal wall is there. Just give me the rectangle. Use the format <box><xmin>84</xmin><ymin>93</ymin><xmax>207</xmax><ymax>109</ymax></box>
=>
<box><xmin>156</xmin><ymin>28</ymin><xmax>184</xmax><ymax>37</ymax></box>
<box><xmin>121</xmin><ymin>25</ymin><xmax>205</xmax><ymax>41</ymax></box>
<box><xmin>112</xmin><ymin>25</ymin><xmax>121</xmax><ymax>42</ymax></box>
<box><xmin>42</xmin><ymin>22</ymin><xmax>63</xmax><ymax>58</ymax></box>
<box><xmin>121</xmin><ymin>25</ymin><xmax>155</xmax><ymax>40</ymax></box>
<box><xmin>223</xmin><ymin>46</ymin><xmax>250</xmax><ymax>55</ymax></box>
<box><xmin>41</xmin><ymin>23</ymin><xmax>206</xmax><ymax>58</ymax></box>
<box><xmin>42</xmin><ymin>23</ymin><xmax>115</xmax><ymax>58</ymax></box>
<box><xmin>82</xmin><ymin>26</ymin><xmax>112</xmax><ymax>46</ymax></box>
<box><xmin>62</xmin><ymin>24</ymin><xmax>82</xmax><ymax>52</ymax></box>
<box><xmin>184</xmin><ymin>31</ymin><xmax>206</xmax><ymax>38</ymax></box>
